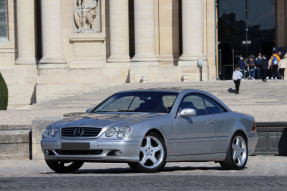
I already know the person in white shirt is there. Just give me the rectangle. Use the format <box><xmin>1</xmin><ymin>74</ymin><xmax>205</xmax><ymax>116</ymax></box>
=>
<box><xmin>279</xmin><ymin>53</ymin><xmax>287</xmax><ymax>80</ymax></box>
<box><xmin>232</xmin><ymin>67</ymin><xmax>243</xmax><ymax>94</ymax></box>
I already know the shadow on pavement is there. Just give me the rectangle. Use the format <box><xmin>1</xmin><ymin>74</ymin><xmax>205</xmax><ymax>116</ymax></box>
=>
<box><xmin>228</xmin><ymin>88</ymin><xmax>237</xmax><ymax>94</ymax></box>
<box><xmin>39</xmin><ymin>165</ymin><xmax>241</xmax><ymax>175</ymax></box>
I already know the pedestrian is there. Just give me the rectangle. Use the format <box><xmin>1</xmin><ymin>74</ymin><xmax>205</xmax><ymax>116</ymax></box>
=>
<box><xmin>238</xmin><ymin>56</ymin><xmax>245</xmax><ymax>80</ymax></box>
<box><xmin>247</xmin><ymin>54</ymin><xmax>256</xmax><ymax>80</ymax></box>
<box><xmin>256</xmin><ymin>53</ymin><xmax>262</xmax><ymax>79</ymax></box>
<box><xmin>279</xmin><ymin>53</ymin><xmax>287</xmax><ymax>80</ymax></box>
<box><xmin>270</xmin><ymin>50</ymin><xmax>280</xmax><ymax>80</ymax></box>
<box><xmin>232</xmin><ymin>67</ymin><xmax>243</xmax><ymax>94</ymax></box>
<box><xmin>260</xmin><ymin>55</ymin><xmax>268</xmax><ymax>82</ymax></box>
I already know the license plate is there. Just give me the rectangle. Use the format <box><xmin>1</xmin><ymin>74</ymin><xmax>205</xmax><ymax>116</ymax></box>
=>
<box><xmin>61</xmin><ymin>143</ymin><xmax>90</xmax><ymax>150</ymax></box>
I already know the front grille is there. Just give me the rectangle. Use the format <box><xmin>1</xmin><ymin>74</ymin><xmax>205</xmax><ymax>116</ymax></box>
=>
<box><xmin>55</xmin><ymin>150</ymin><xmax>103</xmax><ymax>155</ymax></box>
<box><xmin>61</xmin><ymin>127</ymin><xmax>102</xmax><ymax>138</ymax></box>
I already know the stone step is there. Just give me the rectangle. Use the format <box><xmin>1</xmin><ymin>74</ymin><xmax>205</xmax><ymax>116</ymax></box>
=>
<box><xmin>0</xmin><ymin>130</ymin><xmax>31</xmax><ymax>160</ymax></box>
<box><xmin>33</xmin><ymin>80</ymin><xmax>287</xmax><ymax>109</ymax></box>
<box><xmin>0</xmin><ymin>125</ymin><xmax>31</xmax><ymax>131</ymax></box>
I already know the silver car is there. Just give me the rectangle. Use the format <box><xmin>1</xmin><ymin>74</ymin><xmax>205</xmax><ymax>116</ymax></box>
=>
<box><xmin>41</xmin><ymin>89</ymin><xmax>258</xmax><ymax>173</ymax></box>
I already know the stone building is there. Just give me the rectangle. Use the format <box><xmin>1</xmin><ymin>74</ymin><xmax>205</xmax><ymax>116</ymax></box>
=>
<box><xmin>0</xmin><ymin>0</ymin><xmax>286</xmax><ymax>108</ymax></box>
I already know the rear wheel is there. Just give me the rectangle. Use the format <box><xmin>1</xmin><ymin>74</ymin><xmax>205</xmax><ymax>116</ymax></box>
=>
<box><xmin>220</xmin><ymin>133</ymin><xmax>248</xmax><ymax>170</ymax></box>
<box><xmin>45</xmin><ymin>160</ymin><xmax>84</xmax><ymax>173</ymax></box>
<box><xmin>128</xmin><ymin>132</ymin><xmax>166</xmax><ymax>173</ymax></box>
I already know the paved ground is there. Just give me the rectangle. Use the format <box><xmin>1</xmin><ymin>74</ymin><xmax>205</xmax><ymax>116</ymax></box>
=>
<box><xmin>1</xmin><ymin>104</ymin><xmax>287</xmax><ymax>125</ymax></box>
<box><xmin>0</xmin><ymin>108</ymin><xmax>80</xmax><ymax>125</ymax></box>
<box><xmin>0</xmin><ymin>156</ymin><xmax>286</xmax><ymax>190</ymax></box>
<box><xmin>1</xmin><ymin>80</ymin><xmax>287</xmax><ymax>125</ymax></box>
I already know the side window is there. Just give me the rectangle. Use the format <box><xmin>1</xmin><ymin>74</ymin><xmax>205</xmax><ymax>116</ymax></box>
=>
<box><xmin>202</xmin><ymin>96</ymin><xmax>225</xmax><ymax>114</ymax></box>
<box><xmin>181</xmin><ymin>95</ymin><xmax>207</xmax><ymax>116</ymax></box>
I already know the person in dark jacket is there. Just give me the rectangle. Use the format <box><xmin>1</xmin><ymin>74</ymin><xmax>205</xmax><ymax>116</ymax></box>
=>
<box><xmin>247</xmin><ymin>54</ymin><xmax>256</xmax><ymax>80</ymax></box>
<box><xmin>256</xmin><ymin>53</ymin><xmax>262</xmax><ymax>79</ymax></box>
<box><xmin>260</xmin><ymin>55</ymin><xmax>268</xmax><ymax>82</ymax></box>
<box><xmin>237</xmin><ymin>56</ymin><xmax>245</xmax><ymax>80</ymax></box>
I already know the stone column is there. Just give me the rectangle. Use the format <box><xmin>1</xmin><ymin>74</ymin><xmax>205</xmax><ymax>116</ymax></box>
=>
<box><xmin>285</xmin><ymin>1</ymin><xmax>287</xmax><ymax>48</ymax></box>
<box><xmin>276</xmin><ymin>0</ymin><xmax>286</xmax><ymax>47</ymax></box>
<box><xmin>107</xmin><ymin>0</ymin><xmax>130</xmax><ymax>63</ymax></box>
<box><xmin>132</xmin><ymin>0</ymin><xmax>157</xmax><ymax>62</ymax></box>
<box><xmin>179</xmin><ymin>0</ymin><xmax>204</xmax><ymax>61</ymax></box>
<box><xmin>15</xmin><ymin>0</ymin><xmax>37</xmax><ymax>65</ymax></box>
<box><xmin>39</xmin><ymin>0</ymin><xmax>66</xmax><ymax>69</ymax></box>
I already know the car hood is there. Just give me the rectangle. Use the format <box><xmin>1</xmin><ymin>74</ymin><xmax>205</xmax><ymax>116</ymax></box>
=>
<box><xmin>52</xmin><ymin>113</ymin><xmax>166</xmax><ymax>129</ymax></box>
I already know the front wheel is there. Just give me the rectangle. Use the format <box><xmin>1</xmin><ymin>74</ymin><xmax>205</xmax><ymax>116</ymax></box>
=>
<box><xmin>45</xmin><ymin>160</ymin><xmax>84</xmax><ymax>173</ymax></box>
<box><xmin>128</xmin><ymin>132</ymin><xmax>167</xmax><ymax>173</ymax></box>
<box><xmin>220</xmin><ymin>133</ymin><xmax>248</xmax><ymax>170</ymax></box>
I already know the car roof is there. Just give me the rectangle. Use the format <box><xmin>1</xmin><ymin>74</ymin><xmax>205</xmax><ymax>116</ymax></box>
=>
<box><xmin>116</xmin><ymin>89</ymin><xmax>232</xmax><ymax>112</ymax></box>
<box><xmin>118</xmin><ymin>88</ymin><xmax>186</xmax><ymax>93</ymax></box>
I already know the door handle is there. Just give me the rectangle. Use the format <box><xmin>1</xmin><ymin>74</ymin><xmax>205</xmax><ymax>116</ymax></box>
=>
<box><xmin>206</xmin><ymin>121</ymin><xmax>215</xmax><ymax>125</ymax></box>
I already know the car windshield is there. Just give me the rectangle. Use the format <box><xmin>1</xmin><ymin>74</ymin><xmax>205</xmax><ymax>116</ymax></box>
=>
<box><xmin>94</xmin><ymin>92</ymin><xmax>178</xmax><ymax>113</ymax></box>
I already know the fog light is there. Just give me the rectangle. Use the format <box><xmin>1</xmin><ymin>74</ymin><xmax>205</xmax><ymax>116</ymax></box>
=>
<box><xmin>115</xmin><ymin>151</ymin><xmax>122</xmax><ymax>156</ymax></box>
<box><xmin>44</xmin><ymin>150</ymin><xmax>50</xmax><ymax>155</ymax></box>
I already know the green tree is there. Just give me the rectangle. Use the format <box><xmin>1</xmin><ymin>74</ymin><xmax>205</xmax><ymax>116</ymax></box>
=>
<box><xmin>0</xmin><ymin>72</ymin><xmax>8</xmax><ymax>110</ymax></box>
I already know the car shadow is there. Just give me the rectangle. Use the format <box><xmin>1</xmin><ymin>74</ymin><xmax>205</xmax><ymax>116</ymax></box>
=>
<box><xmin>39</xmin><ymin>165</ymin><xmax>243</xmax><ymax>175</ymax></box>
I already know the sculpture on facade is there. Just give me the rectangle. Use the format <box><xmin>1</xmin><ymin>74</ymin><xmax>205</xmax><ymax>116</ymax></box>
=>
<box><xmin>74</xmin><ymin>0</ymin><xmax>98</xmax><ymax>33</ymax></box>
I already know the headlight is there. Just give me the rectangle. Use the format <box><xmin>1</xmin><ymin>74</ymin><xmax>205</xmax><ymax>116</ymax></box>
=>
<box><xmin>42</xmin><ymin>126</ymin><xmax>58</xmax><ymax>138</ymax></box>
<box><xmin>50</xmin><ymin>128</ymin><xmax>59</xmax><ymax>137</ymax></box>
<box><xmin>105</xmin><ymin>127</ymin><xmax>116</xmax><ymax>137</ymax></box>
<box><xmin>117</xmin><ymin>126</ymin><xmax>131</xmax><ymax>139</ymax></box>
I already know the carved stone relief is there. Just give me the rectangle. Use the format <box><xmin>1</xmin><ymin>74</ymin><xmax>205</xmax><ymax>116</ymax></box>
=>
<box><xmin>74</xmin><ymin>0</ymin><xmax>101</xmax><ymax>33</ymax></box>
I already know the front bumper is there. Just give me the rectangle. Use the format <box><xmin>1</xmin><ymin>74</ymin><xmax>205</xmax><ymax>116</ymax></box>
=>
<box><xmin>41</xmin><ymin>138</ymin><xmax>140</xmax><ymax>162</ymax></box>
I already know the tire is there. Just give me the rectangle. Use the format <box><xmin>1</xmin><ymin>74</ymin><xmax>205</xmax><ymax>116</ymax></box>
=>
<box><xmin>128</xmin><ymin>132</ymin><xmax>167</xmax><ymax>173</ymax></box>
<box><xmin>45</xmin><ymin>160</ymin><xmax>84</xmax><ymax>173</ymax></box>
<box><xmin>220</xmin><ymin>133</ymin><xmax>248</xmax><ymax>170</ymax></box>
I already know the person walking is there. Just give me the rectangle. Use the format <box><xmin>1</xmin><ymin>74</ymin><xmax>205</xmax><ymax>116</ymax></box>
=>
<box><xmin>279</xmin><ymin>53</ymin><xmax>287</xmax><ymax>80</ymax></box>
<box><xmin>247</xmin><ymin>54</ymin><xmax>256</xmax><ymax>80</ymax></box>
<box><xmin>238</xmin><ymin>56</ymin><xmax>245</xmax><ymax>80</ymax></box>
<box><xmin>256</xmin><ymin>53</ymin><xmax>262</xmax><ymax>79</ymax></box>
<box><xmin>260</xmin><ymin>55</ymin><xmax>268</xmax><ymax>82</ymax></box>
<box><xmin>232</xmin><ymin>67</ymin><xmax>243</xmax><ymax>95</ymax></box>
<box><xmin>270</xmin><ymin>50</ymin><xmax>280</xmax><ymax>80</ymax></box>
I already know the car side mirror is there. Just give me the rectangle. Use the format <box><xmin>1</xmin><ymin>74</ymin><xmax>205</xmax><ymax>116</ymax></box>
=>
<box><xmin>179</xmin><ymin>108</ymin><xmax>197</xmax><ymax>117</ymax></box>
<box><xmin>86</xmin><ymin>108</ymin><xmax>92</xmax><ymax>113</ymax></box>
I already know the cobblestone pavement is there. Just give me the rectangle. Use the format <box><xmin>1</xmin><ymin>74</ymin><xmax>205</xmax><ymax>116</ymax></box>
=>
<box><xmin>0</xmin><ymin>156</ymin><xmax>286</xmax><ymax>190</ymax></box>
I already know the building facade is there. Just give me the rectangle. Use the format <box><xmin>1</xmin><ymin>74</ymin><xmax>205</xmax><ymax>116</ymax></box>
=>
<box><xmin>0</xmin><ymin>0</ymin><xmax>286</xmax><ymax>108</ymax></box>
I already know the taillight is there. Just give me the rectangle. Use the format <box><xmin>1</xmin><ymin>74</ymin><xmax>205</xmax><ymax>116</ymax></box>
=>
<box><xmin>252</xmin><ymin>121</ymin><xmax>256</xmax><ymax>131</ymax></box>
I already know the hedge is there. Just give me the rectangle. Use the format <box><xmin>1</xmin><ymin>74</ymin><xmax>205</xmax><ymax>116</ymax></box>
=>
<box><xmin>0</xmin><ymin>72</ymin><xmax>8</xmax><ymax>110</ymax></box>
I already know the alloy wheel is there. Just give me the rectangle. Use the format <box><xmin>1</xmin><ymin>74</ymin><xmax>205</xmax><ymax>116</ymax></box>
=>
<box><xmin>232</xmin><ymin>136</ymin><xmax>247</xmax><ymax>167</ymax></box>
<box><xmin>139</xmin><ymin>136</ymin><xmax>164</xmax><ymax>169</ymax></box>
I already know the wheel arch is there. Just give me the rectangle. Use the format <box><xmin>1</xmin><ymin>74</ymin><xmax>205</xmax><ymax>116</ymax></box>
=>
<box><xmin>233</xmin><ymin>129</ymin><xmax>248</xmax><ymax>144</ymax></box>
<box><xmin>145</xmin><ymin>129</ymin><xmax>165</xmax><ymax>143</ymax></box>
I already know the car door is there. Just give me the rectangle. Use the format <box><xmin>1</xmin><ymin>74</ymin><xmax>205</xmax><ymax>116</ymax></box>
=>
<box><xmin>173</xmin><ymin>94</ymin><xmax>215</xmax><ymax>155</ymax></box>
<box><xmin>201</xmin><ymin>95</ymin><xmax>229</xmax><ymax>153</ymax></box>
